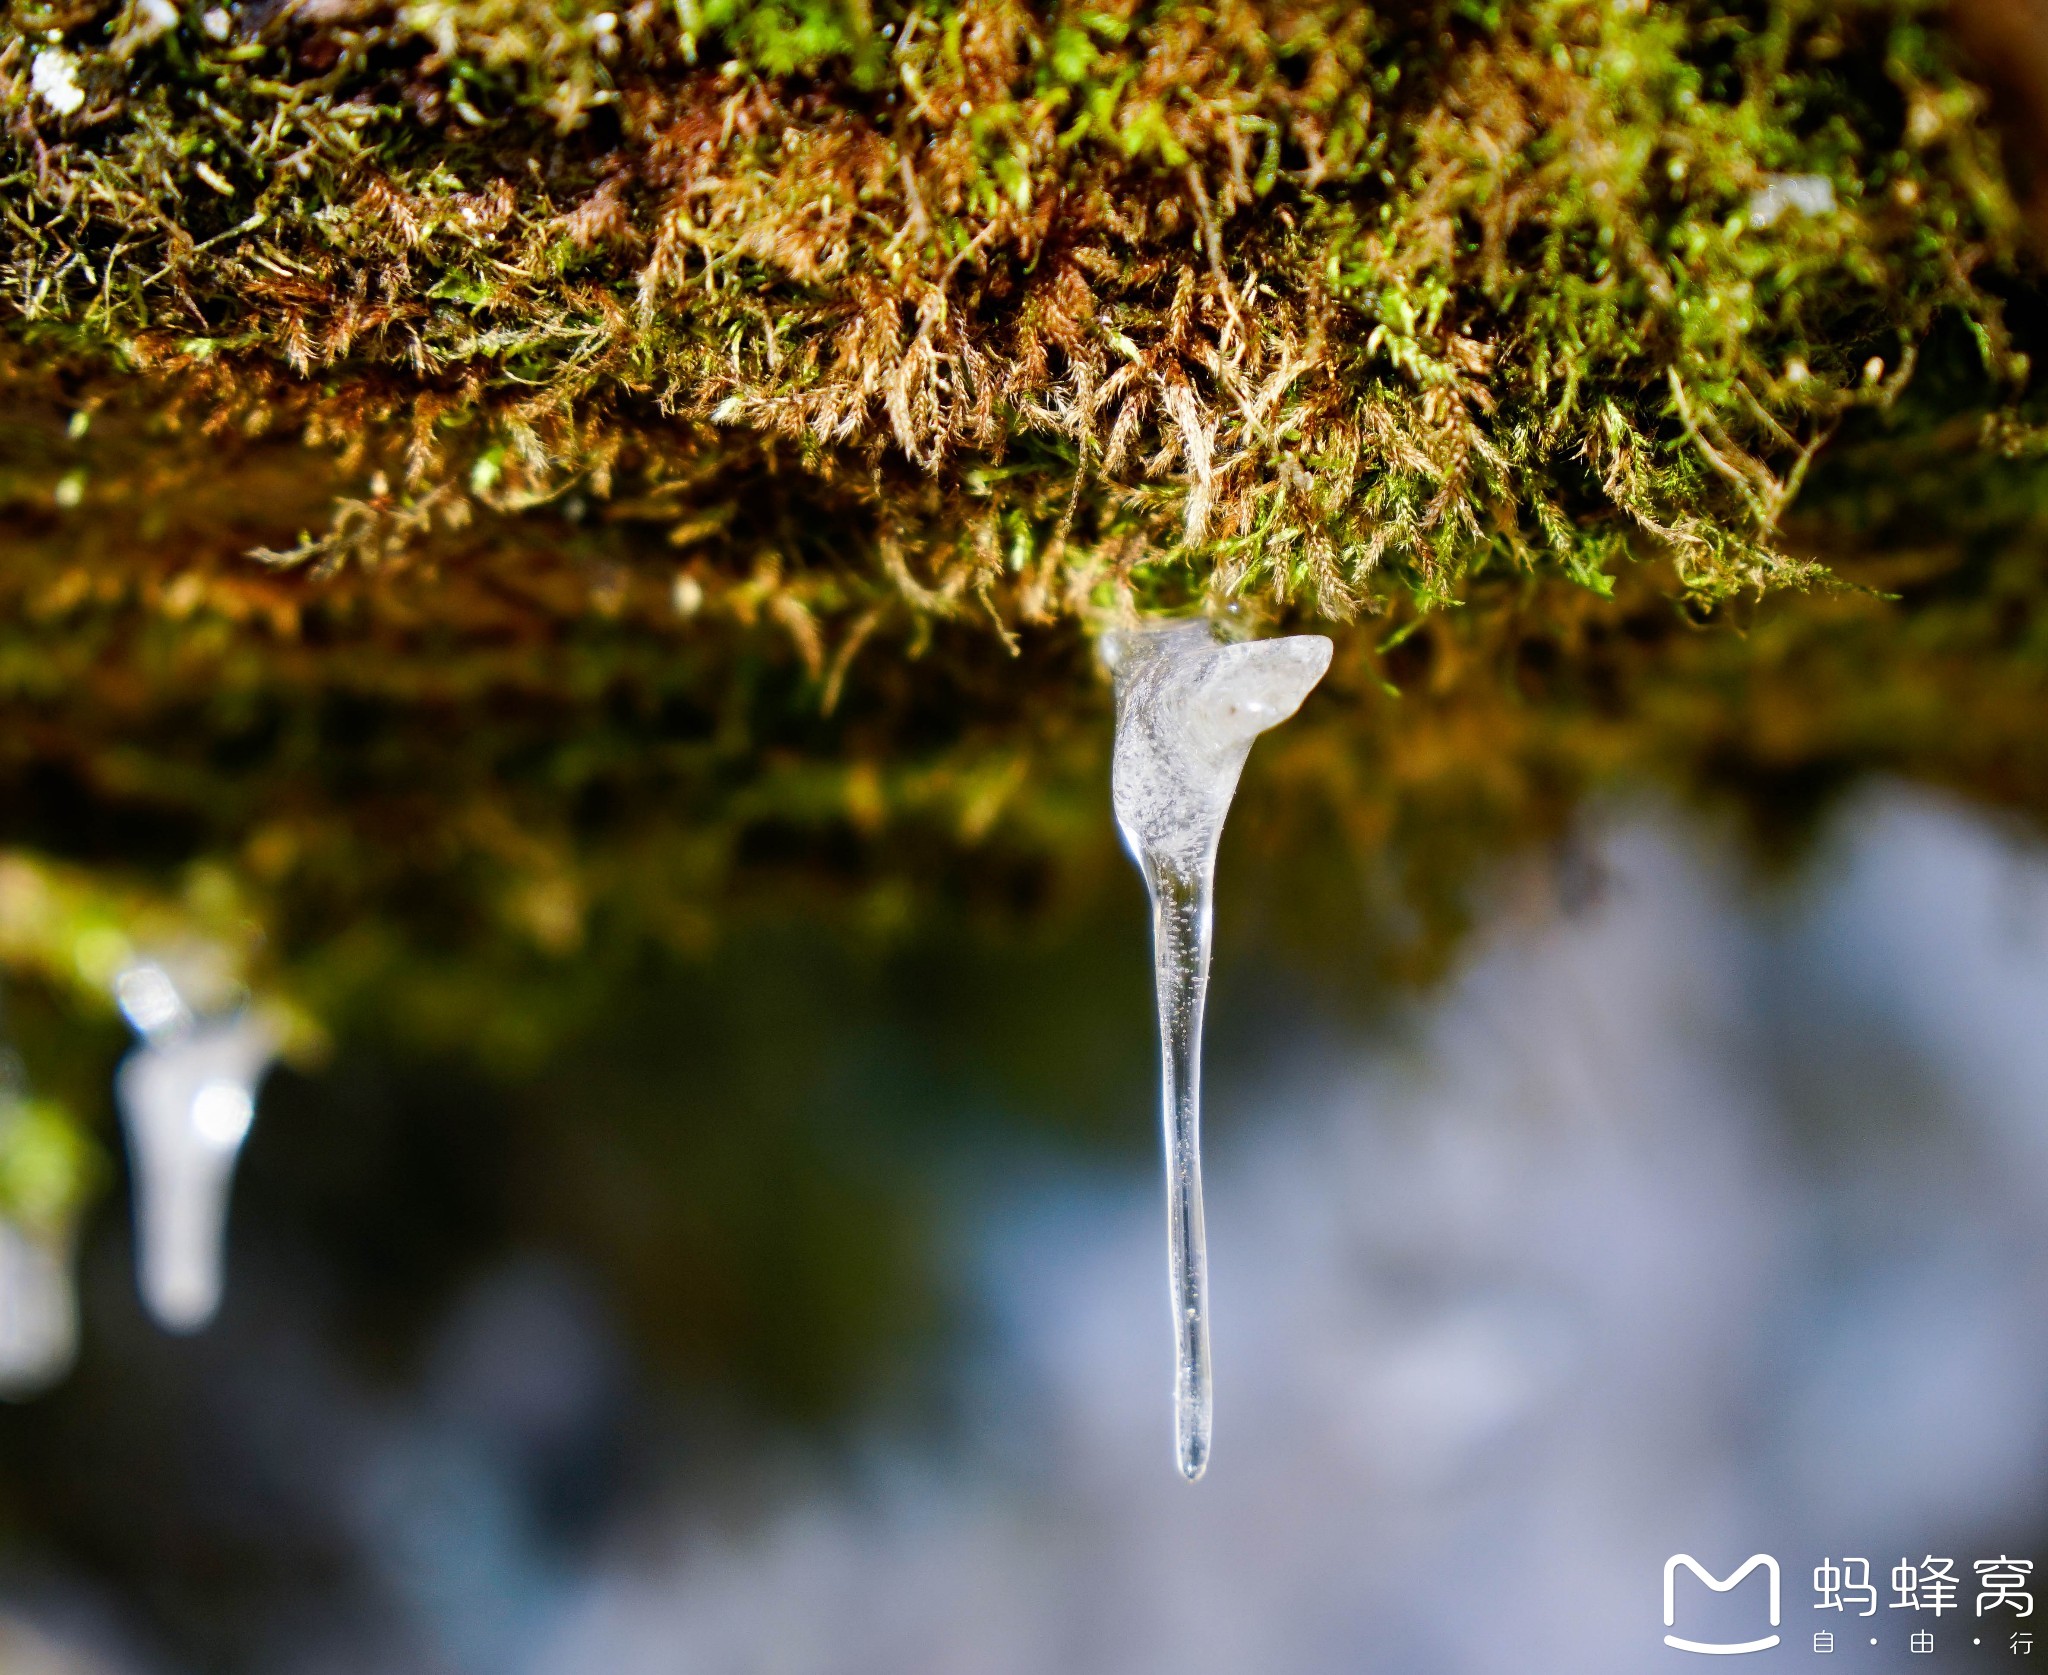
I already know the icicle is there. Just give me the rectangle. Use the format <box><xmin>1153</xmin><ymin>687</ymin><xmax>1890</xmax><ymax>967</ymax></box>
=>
<box><xmin>114</xmin><ymin>962</ymin><xmax>278</xmax><ymax>1333</ymax></box>
<box><xmin>1102</xmin><ymin>619</ymin><xmax>1332</xmax><ymax>1479</ymax></box>
<box><xmin>0</xmin><ymin>1219</ymin><xmax>77</xmax><ymax>1398</ymax></box>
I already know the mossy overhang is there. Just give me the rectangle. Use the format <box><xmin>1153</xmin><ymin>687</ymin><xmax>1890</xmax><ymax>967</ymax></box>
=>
<box><xmin>0</xmin><ymin>0</ymin><xmax>2044</xmax><ymax>1067</ymax></box>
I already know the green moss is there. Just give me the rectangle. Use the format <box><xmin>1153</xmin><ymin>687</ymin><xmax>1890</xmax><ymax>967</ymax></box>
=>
<box><xmin>1</xmin><ymin>0</ymin><xmax>2028</xmax><ymax>609</ymax></box>
<box><xmin>0</xmin><ymin>1091</ymin><xmax>98</xmax><ymax>1238</ymax></box>
<box><xmin>0</xmin><ymin>0</ymin><xmax>2043</xmax><ymax>1105</ymax></box>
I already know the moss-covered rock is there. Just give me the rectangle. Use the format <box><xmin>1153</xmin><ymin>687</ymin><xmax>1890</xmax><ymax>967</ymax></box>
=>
<box><xmin>0</xmin><ymin>0</ymin><xmax>2045</xmax><ymax>1111</ymax></box>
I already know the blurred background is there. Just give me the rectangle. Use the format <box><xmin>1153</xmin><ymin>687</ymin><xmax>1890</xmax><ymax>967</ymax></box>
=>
<box><xmin>11</xmin><ymin>0</ymin><xmax>2048</xmax><ymax>1664</ymax></box>
<box><xmin>0</xmin><ymin>781</ymin><xmax>2045</xmax><ymax>1672</ymax></box>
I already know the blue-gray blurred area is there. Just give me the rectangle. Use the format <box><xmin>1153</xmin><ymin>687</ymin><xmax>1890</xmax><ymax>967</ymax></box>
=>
<box><xmin>5</xmin><ymin>784</ymin><xmax>2048</xmax><ymax>1673</ymax></box>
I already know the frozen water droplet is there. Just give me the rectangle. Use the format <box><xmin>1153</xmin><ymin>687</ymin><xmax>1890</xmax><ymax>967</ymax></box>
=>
<box><xmin>191</xmin><ymin>1080</ymin><xmax>255</xmax><ymax>1148</ymax></box>
<box><xmin>30</xmin><ymin>48</ymin><xmax>85</xmax><ymax>118</ymax></box>
<box><xmin>1747</xmin><ymin>173</ymin><xmax>1835</xmax><ymax>230</ymax></box>
<box><xmin>116</xmin><ymin>1002</ymin><xmax>277</xmax><ymax>1334</ymax></box>
<box><xmin>1103</xmin><ymin>619</ymin><xmax>1332</xmax><ymax>1478</ymax></box>
<box><xmin>114</xmin><ymin>960</ymin><xmax>195</xmax><ymax>1042</ymax></box>
<box><xmin>0</xmin><ymin>1220</ymin><xmax>77</xmax><ymax>1398</ymax></box>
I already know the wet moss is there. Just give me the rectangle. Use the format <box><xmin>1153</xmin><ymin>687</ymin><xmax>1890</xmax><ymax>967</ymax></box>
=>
<box><xmin>0</xmin><ymin>1</ymin><xmax>2044</xmax><ymax>1163</ymax></box>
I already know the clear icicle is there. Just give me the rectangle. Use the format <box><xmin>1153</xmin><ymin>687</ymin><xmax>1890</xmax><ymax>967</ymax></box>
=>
<box><xmin>1103</xmin><ymin>619</ymin><xmax>1332</xmax><ymax>1479</ymax></box>
<box><xmin>114</xmin><ymin>963</ymin><xmax>278</xmax><ymax>1333</ymax></box>
<box><xmin>0</xmin><ymin>1219</ymin><xmax>78</xmax><ymax>1398</ymax></box>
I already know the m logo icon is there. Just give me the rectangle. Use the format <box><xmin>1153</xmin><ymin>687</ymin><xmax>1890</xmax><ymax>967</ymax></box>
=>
<box><xmin>1664</xmin><ymin>1554</ymin><xmax>1783</xmax><ymax>1654</ymax></box>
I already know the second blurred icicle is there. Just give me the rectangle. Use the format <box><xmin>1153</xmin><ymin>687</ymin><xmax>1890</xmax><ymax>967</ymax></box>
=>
<box><xmin>0</xmin><ymin>1051</ymin><xmax>93</xmax><ymax>1398</ymax></box>
<box><xmin>0</xmin><ymin>1218</ymin><xmax>77</xmax><ymax>1397</ymax></box>
<box><xmin>115</xmin><ymin>961</ymin><xmax>278</xmax><ymax>1333</ymax></box>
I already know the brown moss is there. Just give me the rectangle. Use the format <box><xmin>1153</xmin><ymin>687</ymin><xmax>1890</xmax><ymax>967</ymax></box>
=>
<box><xmin>1</xmin><ymin>0</ymin><xmax>2029</xmax><ymax>617</ymax></box>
